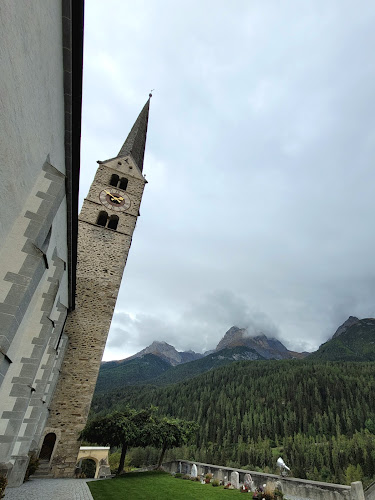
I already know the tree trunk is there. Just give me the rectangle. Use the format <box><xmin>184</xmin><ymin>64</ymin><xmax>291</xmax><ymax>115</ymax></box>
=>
<box><xmin>117</xmin><ymin>443</ymin><xmax>127</xmax><ymax>475</ymax></box>
<box><xmin>157</xmin><ymin>443</ymin><xmax>167</xmax><ymax>468</ymax></box>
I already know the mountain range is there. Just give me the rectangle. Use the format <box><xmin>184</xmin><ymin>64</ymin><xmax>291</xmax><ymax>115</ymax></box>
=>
<box><xmin>95</xmin><ymin>316</ymin><xmax>375</xmax><ymax>393</ymax></box>
<box><xmin>96</xmin><ymin>324</ymin><xmax>303</xmax><ymax>392</ymax></box>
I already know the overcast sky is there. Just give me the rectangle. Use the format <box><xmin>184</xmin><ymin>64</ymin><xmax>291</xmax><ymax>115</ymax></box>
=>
<box><xmin>80</xmin><ymin>1</ymin><xmax>375</xmax><ymax>361</ymax></box>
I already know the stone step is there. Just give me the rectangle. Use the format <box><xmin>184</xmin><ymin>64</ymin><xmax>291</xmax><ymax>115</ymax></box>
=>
<box><xmin>30</xmin><ymin>474</ymin><xmax>54</xmax><ymax>479</ymax></box>
<box><xmin>32</xmin><ymin>468</ymin><xmax>53</xmax><ymax>477</ymax></box>
<box><xmin>35</xmin><ymin>467</ymin><xmax>51</xmax><ymax>473</ymax></box>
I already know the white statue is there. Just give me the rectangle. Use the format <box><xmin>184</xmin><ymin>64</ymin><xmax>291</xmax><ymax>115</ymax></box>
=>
<box><xmin>191</xmin><ymin>463</ymin><xmax>198</xmax><ymax>478</ymax></box>
<box><xmin>277</xmin><ymin>457</ymin><xmax>290</xmax><ymax>476</ymax></box>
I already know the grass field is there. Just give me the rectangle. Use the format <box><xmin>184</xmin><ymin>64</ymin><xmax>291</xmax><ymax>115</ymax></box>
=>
<box><xmin>88</xmin><ymin>471</ymin><xmax>244</xmax><ymax>499</ymax></box>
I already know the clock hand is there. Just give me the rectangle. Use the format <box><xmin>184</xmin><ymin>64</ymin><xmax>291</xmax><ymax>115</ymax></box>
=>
<box><xmin>105</xmin><ymin>190</ymin><xmax>123</xmax><ymax>203</ymax></box>
<box><xmin>110</xmin><ymin>195</ymin><xmax>123</xmax><ymax>202</ymax></box>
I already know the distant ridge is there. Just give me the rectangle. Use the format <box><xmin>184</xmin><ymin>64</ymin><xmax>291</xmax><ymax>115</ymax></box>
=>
<box><xmin>96</xmin><ymin>327</ymin><xmax>307</xmax><ymax>392</ymax></box>
<box><xmin>95</xmin><ymin>345</ymin><xmax>266</xmax><ymax>393</ymax></box>
<box><xmin>309</xmin><ymin>317</ymin><xmax>375</xmax><ymax>361</ymax></box>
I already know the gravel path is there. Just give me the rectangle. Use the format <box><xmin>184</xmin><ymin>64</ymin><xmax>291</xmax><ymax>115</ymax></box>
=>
<box><xmin>4</xmin><ymin>478</ymin><xmax>94</xmax><ymax>500</ymax></box>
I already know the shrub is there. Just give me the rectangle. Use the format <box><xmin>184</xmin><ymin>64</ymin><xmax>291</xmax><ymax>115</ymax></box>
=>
<box><xmin>81</xmin><ymin>459</ymin><xmax>96</xmax><ymax>478</ymax></box>
<box><xmin>182</xmin><ymin>474</ymin><xmax>190</xmax><ymax>480</ymax></box>
<box><xmin>108</xmin><ymin>451</ymin><xmax>132</xmax><ymax>474</ymax></box>
<box><xmin>174</xmin><ymin>473</ymin><xmax>182</xmax><ymax>478</ymax></box>
<box><xmin>0</xmin><ymin>475</ymin><xmax>7</xmax><ymax>499</ymax></box>
<box><xmin>212</xmin><ymin>479</ymin><xmax>220</xmax><ymax>487</ymax></box>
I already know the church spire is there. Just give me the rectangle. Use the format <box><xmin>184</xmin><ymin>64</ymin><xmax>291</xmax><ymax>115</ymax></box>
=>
<box><xmin>118</xmin><ymin>96</ymin><xmax>151</xmax><ymax>172</ymax></box>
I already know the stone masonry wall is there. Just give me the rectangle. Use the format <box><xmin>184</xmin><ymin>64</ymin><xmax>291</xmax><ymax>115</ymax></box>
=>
<box><xmin>46</xmin><ymin>157</ymin><xmax>146</xmax><ymax>477</ymax></box>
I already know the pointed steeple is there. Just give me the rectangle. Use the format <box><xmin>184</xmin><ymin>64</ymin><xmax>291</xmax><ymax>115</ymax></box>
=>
<box><xmin>118</xmin><ymin>96</ymin><xmax>151</xmax><ymax>172</ymax></box>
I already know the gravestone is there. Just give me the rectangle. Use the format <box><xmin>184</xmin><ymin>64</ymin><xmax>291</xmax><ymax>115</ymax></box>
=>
<box><xmin>231</xmin><ymin>471</ymin><xmax>240</xmax><ymax>489</ymax></box>
<box><xmin>244</xmin><ymin>473</ymin><xmax>255</xmax><ymax>491</ymax></box>
<box><xmin>217</xmin><ymin>468</ymin><xmax>224</xmax><ymax>482</ymax></box>
<box><xmin>191</xmin><ymin>464</ymin><xmax>198</xmax><ymax>478</ymax></box>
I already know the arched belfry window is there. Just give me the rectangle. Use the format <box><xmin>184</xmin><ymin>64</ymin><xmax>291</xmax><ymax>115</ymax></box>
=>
<box><xmin>107</xmin><ymin>215</ymin><xmax>119</xmax><ymax>230</ymax></box>
<box><xmin>119</xmin><ymin>177</ymin><xmax>128</xmax><ymax>190</ymax></box>
<box><xmin>97</xmin><ymin>211</ymin><xmax>108</xmax><ymax>226</ymax></box>
<box><xmin>110</xmin><ymin>174</ymin><xmax>119</xmax><ymax>187</ymax></box>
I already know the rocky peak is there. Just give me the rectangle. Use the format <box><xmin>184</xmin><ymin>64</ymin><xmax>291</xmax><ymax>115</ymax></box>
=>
<box><xmin>332</xmin><ymin>316</ymin><xmax>360</xmax><ymax>339</ymax></box>
<box><xmin>215</xmin><ymin>326</ymin><xmax>294</xmax><ymax>360</ymax></box>
<box><xmin>128</xmin><ymin>341</ymin><xmax>182</xmax><ymax>366</ymax></box>
<box><xmin>127</xmin><ymin>341</ymin><xmax>202</xmax><ymax>366</ymax></box>
<box><xmin>215</xmin><ymin>327</ymin><xmax>247</xmax><ymax>351</ymax></box>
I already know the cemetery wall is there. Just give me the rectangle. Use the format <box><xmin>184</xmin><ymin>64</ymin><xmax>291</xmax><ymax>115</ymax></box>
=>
<box><xmin>163</xmin><ymin>460</ymin><xmax>365</xmax><ymax>500</ymax></box>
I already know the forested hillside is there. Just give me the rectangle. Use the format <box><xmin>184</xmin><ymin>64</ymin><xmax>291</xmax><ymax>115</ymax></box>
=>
<box><xmin>309</xmin><ymin>318</ymin><xmax>375</xmax><ymax>361</ymax></box>
<box><xmin>91</xmin><ymin>360</ymin><xmax>375</xmax><ymax>486</ymax></box>
<box><xmin>95</xmin><ymin>354</ymin><xmax>171</xmax><ymax>392</ymax></box>
<box><xmin>95</xmin><ymin>346</ymin><xmax>264</xmax><ymax>392</ymax></box>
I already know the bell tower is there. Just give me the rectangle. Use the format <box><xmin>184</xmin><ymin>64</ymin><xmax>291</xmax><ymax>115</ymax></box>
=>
<box><xmin>45</xmin><ymin>97</ymin><xmax>151</xmax><ymax>477</ymax></box>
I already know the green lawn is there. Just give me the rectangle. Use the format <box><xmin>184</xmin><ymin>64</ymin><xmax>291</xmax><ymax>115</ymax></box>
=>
<box><xmin>88</xmin><ymin>471</ymin><xmax>243</xmax><ymax>499</ymax></box>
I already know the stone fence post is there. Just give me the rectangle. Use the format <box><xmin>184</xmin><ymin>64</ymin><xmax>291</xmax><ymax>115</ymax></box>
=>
<box><xmin>351</xmin><ymin>481</ymin><xmax>365</xmax><ymax>500</ymax></box>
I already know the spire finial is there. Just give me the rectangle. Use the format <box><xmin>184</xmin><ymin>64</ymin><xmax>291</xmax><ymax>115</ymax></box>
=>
<box><xmin>149</xmin><ymin>89</ymin><xmax>154</xmax><ymax>98</ymax></box>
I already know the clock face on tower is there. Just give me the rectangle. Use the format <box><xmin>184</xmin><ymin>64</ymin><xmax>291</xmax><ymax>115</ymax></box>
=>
<box><xmin>99</xmin><ymin>189</ymin><xmax>131</xmax><ymax>212</ymax></box>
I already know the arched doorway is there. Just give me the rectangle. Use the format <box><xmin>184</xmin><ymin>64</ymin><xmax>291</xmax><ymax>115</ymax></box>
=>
<box><xmin>39</xmin><ymin>432</ymin><xmax>56</xmax><ymax>461</ymax></box>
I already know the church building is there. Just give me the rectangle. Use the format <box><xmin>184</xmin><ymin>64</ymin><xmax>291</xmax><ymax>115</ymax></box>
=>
<box><xmin>0</xmin><ymin>0</ymin><xmax>151</xmax><ymax>486</ymax></box>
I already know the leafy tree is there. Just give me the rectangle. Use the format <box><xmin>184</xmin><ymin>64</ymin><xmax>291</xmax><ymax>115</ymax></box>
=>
<box><xmin>152</xmin><ymin>418</ymin><xmax>198</xmax><ymax>468</ymax></box>
<box><xmin>80</xmin><ymin>407</ymin><xmax>156</xmax><ymax>474</ymax></box>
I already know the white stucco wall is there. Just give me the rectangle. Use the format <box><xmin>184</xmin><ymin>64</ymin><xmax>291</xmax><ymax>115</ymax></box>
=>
<box><xmin>0</xmin><ymin>0</ymin><xmax>71</xmax><ymax>486</ymax></box>
<box><xmin>0</xmin><ymin>0</ymin><xmax>66</xmax><ymax>246</ymax></box>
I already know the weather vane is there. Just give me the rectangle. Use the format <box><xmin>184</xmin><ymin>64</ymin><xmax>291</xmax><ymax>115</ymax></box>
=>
<box><xmin>149</xmin><ymin>89</ymin><xmax>154</xmax><ymax>98</ymax></box>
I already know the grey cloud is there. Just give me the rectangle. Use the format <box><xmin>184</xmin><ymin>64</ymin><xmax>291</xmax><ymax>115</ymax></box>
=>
<box><xmin>83</xmin><ymin>1</ymin><xmax>375</xmax><ymax>360</ymax></box>
<box><xmin>106</xmin><ymin>290</ymin><xmax>282</xmax><ymax>359</ymax></box>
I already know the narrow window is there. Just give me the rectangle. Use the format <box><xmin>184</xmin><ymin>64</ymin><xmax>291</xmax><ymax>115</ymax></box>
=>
<box><xmin>97</xmin><ymin>211</ymin><xmax>108</xmax><ymax>226</ymax></box>
<box><xmin>119</xmin><ymin>177</ymin><xmax>128</xmax><ymax>190</ymax></box>
<box><xmin>110</xmin><ymin>174</ymin><xmax>119</xmax><ymax>187</ymax></box>
<box><xmin>107</xmin><ymin>215</ymin><xmax>119</xmax><ymax>230</ymax></box>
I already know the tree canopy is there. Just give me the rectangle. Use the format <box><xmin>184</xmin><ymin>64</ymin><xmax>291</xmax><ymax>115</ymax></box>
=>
<box><xmin>80</xmin><ymin>407</ymin><xmax>197</xmax><ymax>474</ymax></box>
<box><xmin>80</xmin><ymin>407</ymin><xmax>156</xmax><ymax>474</ymax></box>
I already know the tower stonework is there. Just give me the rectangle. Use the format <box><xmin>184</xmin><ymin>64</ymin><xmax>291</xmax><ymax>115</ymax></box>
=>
<box><xmin>45</xmin><ymin>99</ymin><xmax>151</xmax><ymax>477</ymax></box>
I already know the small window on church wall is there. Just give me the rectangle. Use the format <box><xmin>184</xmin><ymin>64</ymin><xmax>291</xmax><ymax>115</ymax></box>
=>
<box><xmin>110</xmin><ymin>174</ymin><xmax>119</xmax><ymax>187</ymax></box>
<box><xmin>97</xmin><ymin>211</ymin><xmax>108</xmax><ymax>226</ymax></box>
<box><xmin>107</xmin><ymin>215</ymin><xmax>119</xmax><ymax>230</ymax></box>
<box><xmin>119</xmin><ymin>177</ymin><xmax>128</xmax><ymax>190</ymax></box>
